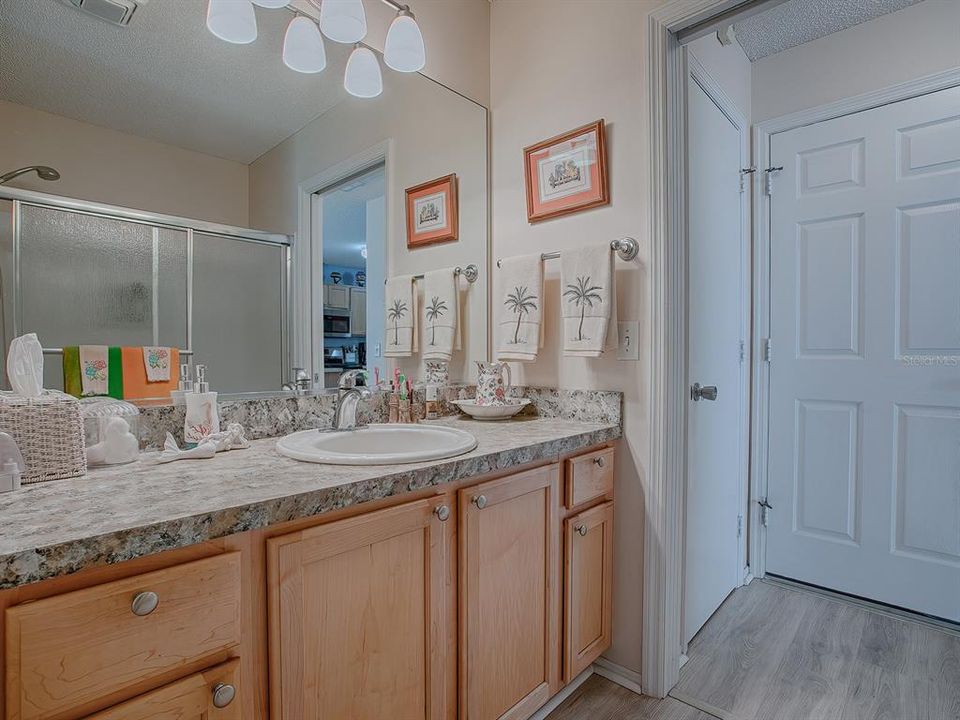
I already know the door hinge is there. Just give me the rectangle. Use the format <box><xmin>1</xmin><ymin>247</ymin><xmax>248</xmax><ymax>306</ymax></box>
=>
<box><xmin>739</xmin><ymin>166</ymin><xmax>756</xmax><ymax>194</ymax></box>
<box><xmin>737</xmin><ymin>514</ymin><xmax>743</xmax><ymax>538</ymax></box>
<box><xmin>763</xmin><ymin>165</ymin><xmax>783</xmax><ymax>195</ymax></box>
<box><xmin>762</xmin><ymin>337</ymin><xmax>772</xmax><ymax>362</ymax></box>
<box><xmin>758</xmin><ymin>498</ymin><xmax>773</xmax><ymax>527</ymax></box>
<box><xmin>738</xmin><ymin>339</ymin><xmax>746</xmax><ymax>363</ymax></box>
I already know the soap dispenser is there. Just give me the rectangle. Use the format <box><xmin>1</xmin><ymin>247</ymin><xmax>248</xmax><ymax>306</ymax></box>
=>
<box><xmin>184</xmin><ymin>364</ymin><xmax>220</xmax><ymax>446</ymax></box>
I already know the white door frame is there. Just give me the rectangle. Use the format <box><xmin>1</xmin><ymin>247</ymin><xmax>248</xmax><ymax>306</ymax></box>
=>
<box><xmin>645</xmin><ymin>0</ymin><xmax>744</xmax><ymax>698</ymax></box>
<box><xmin>748</xmin><ymin>67</ymin><xmax>960</xmax><ymax>580</ymax></box>
<box><xmin>680</xmin><ymin>50</ymin><xmax>753</xmax><ymax>653</ymax></box>
<box><xmin>293</xmin><ymin>140</ymin><xmax>394</xmax><ymax>381</ymax></box>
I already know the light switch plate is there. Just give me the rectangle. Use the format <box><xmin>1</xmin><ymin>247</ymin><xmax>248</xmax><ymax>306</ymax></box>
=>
<box><xmin>617</xmin><ymin>321</ymin><xmax>639</xmax><ymax>361</ymax></box>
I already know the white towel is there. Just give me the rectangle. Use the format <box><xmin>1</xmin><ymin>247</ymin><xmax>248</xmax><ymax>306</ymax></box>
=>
<box><xmin>496</xmin><ymin>253</ymin><xmax>544</xmax><ymax>362</ymax></box>
<box><xmin>384</xmin><ymin>275</ymin><xmax>418</xmax><ymax>357</ymax></box>
<box><xmin>422</xmin><ymin>268</ymin><xmax>461</xmax><ymax>362</ymax></box>
<box><xmin>79</xmin><ymin>345</ymin><xmax>109</xmax><ymax>396</ymax></box>
<box><xmin>561</xmin><ymin>244</ymin><xmax>616</xmax><ymax>357</ymax></box>
<box><xmin>142</xmin><ymin>346</ymin><xmax>172</xmax><ymax>382</ymax></box>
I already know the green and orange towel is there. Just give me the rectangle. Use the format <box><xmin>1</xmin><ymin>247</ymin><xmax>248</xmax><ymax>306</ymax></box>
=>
<box><xmin>63</xmin><ymin>346</ymin><xmax>179</xmax><ymax>400</ymax></box>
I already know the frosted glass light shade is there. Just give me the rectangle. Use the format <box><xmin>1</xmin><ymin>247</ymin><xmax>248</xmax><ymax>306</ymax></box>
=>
<box><xmin>206</xmin><ymin>0</ymin><xmax>257</xmax><ymax>44</ymax></box>
<box><xmin>252</xmin><ymin>0</ymin><xmax>289</xmax><ymax>7</ymax></box>
<box><xmin>384</xmin><ymin>12</ymin><xmax>425</xmax><ymax>72</ymax></box>
<box><xmin>344</xmin><ymin>46</ymin><xmax>382</xmax><ymax>98</ymax></box>
<box><xmin>320</xmin><ymin>0</ymin><xmax>367</xmax><ymax>44</ymax></box>
<box><xmin>283</xmin><ymin>16</ymin><xmax>327</xmax><ymax>73</ymax></box>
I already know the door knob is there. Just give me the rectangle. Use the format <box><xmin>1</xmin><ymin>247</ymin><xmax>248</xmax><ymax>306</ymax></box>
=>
<box><xmin>691</xmin><ymin>383</ymin><xmax>718</xmax><ymax>401</ymax></box>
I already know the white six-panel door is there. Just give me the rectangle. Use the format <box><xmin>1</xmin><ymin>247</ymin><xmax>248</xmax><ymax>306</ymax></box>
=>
<box><xmin>765</xmin><ymin>86</ymin><xmax>960</xmax><ymax>621</ymax></box>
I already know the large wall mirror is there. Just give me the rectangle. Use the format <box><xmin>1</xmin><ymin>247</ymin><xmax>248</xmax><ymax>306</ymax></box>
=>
<box><xmin>0</xmin><ymin>0</ymin><xmax>489</xmax><ymax>397</ymax></box>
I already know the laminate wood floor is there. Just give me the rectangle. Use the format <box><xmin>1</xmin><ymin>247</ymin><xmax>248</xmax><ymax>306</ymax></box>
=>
<box><xmin>548</xmin><ymin>580</ymin><xmax>960</xmax><ymax>720</ymax></box>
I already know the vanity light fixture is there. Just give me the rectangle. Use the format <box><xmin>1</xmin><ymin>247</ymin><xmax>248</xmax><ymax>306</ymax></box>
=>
<box><xmin>283</xmin><ymin>15</ymin><xmax>327</xmax><ymax>73</ymax></box>
<box><xmin>206</xmin><ymin>0</ymin><xmax>258</xmax><ymax>44</ymax></box>
<box><xmin>384</xmin><ymin>7</ymin><xmax>425</xmax><ymax>72</ymax></box>
<box><xmin>319</xmin><ymin>0</ymin><xmax>367</xmax><ymax>44</ymax></box>
<box><xmin>344</xmin><ymin>44</ymin><xmax>383</xmax><ymax>98</ymax></box>
<box><xmin>206</xmin><ymin>0</ymin><xmax>421</xmax><ymax>99</ymax></box>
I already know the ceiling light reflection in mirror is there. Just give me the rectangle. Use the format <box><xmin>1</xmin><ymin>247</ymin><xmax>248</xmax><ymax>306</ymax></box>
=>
<box><xmin>205</xmin><ymin>0</ymin><xmax>426</xmax><ymax>99</ymax></box>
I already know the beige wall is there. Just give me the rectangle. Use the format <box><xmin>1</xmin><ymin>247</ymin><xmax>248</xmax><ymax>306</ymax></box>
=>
<box><xmin>752</xmin><ymin>0</ymin><xmax>960</xmax><ymax>122</ymax></box>
<box><xmin>491</xmin><ymin>0</ymin><xmax>666</xmax><ymax>675</ymax></box>
<box><xmin>360</xmin><ymin>0</ymin><xmax>491</xmax><ymax>107</ymax></box>
<box><xmin>249</xmin><ymin>71</ymin><xmax>489</xmax><ymax>383</ymax></box>
<box><xmin>0</xmin><ymin>101</ymin><xmax>250</xmax><ymax>227</ymax></box>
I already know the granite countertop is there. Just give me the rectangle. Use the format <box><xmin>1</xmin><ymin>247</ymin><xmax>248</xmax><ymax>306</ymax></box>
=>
<box><xmin>0</xmin><ymin>417</ymin><xmax>620</xmax><ymax>589</ymax></box>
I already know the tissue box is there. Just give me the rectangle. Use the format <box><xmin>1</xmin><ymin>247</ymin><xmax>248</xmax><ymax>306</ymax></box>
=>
<box><xmin>0</xmin><ymin>390</ymin><xmax>87</xmax><ymax>484</ymax></box>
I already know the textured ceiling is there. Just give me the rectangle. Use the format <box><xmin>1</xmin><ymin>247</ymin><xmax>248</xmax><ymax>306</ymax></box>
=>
<box><xmin>735</xmin><ymin>0</ymin><xmax>923</xmax><ymax>61</ymax></box>
<box><xmin>0</xmin><ymin>0</ymin><xmax>352</xmax><ymax>163</ymax></box>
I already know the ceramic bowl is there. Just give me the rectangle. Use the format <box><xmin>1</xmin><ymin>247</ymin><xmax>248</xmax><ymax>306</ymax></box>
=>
<box><xmin>451</xmin><ymin>398</ymin><xmax>530</xmax><ymax>421</ymax></box>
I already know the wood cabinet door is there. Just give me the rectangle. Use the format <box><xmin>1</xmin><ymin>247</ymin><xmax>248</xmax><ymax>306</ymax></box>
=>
<box><xmin>563</xmin><ymin>501</ymin><xmax>614</xmax><ymax>682</ymax></box>
<box><xmin>325</xmin><ymin>284</ymin><xmax>350</xmax><ymax>309</ymax></box>
<box><xmin>459</xmin><ymin>465</ymin><xmax>561</xmax><ymax>720</ymax></box>
<box><xmin>84</xmin><ymin>659</ymin><xmax>241</xmax><ymax>720</ymax></box>
<box><xmin>350</xmin><ymin>288</ymin><xmax>367</xmax><ymax>335</ymax></box>
<box><xmin>268</xmin><ymin>496</ymin><xmax>455</xmax><ymax>720</ymax></box>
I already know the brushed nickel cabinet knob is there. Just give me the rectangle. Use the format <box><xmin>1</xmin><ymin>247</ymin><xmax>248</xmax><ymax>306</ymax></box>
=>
<box><xmin>131</xmin><ymin>591</ymin><xmax>159</xmax><ymax>617</ymax></box>
<box><xmin>212</xmin><ymin>682</ymin><xmax>236</xmax><ymax>708</ymax></box>
<box><xmin>434</xmin><ymin>505</ymin><xmax>450</xmax><ymax>522</ymax></box>
<box><xmin>473</xmin><ymin>495</ymin><xmax>487</xmax><ymax>509</ymax></box>
<box><xmin>576</xmin><ymin>525</ymin><xmax>588</xmax><ymax>537</ymax></box>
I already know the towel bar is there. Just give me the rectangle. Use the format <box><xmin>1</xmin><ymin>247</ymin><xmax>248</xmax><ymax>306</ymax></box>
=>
<box><xmin>496</xmin><ymin>237</ymin><xmax>638</xmax><ymax>268</ymax></box>
<box><xmin>384</xmin><ymin>263</ymin><xmax>480</xmax><ymax>284</ymax></box>
<box><xmin>42</xmin><ymin>347</ymin><xmax>194</xmax><ymax>357</ymax></box>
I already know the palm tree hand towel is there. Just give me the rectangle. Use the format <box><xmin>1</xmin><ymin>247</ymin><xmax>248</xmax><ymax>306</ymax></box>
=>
<box><xmin>561</xmin><ymin>244</ymin><xmax>615</xmax><ymax>357</ymax></box>
<box><xmin>422</xmin><ymin>268</ymin><xmax>460</xmax><ymax>362</ymax></box>
<box><xmin>384</xmin><ymin>275</ymin><xmax>418</xmax><ymax>358</ymax></box>
<box><xmin>496</xmin><ymin>253</ymin><xmax>543</xmax><ymax>362</ymax></box>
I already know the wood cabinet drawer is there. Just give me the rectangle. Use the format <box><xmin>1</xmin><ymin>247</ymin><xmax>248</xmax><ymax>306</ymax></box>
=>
<box><xmin>6</xmin><ymin>552</ymin><xmax>241</xmax><ymax>720</ymax></box>
<box><xmin>565</xmin><ymin>447</ymin><xmax>614</xmax><ymax>508</ymax></box>
<box><xmin>84</xmin><ymin>659</ymin><xmax>241</xmax><ymax>720</ymax></box>
<box><xmin>563</xmin><ymin>501</ymin><xmax>614</xmax><ymax>682</ymax></box>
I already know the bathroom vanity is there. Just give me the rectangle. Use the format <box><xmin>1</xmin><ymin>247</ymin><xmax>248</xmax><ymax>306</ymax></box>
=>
<box><xmin>0</xmin><ymin>417</ymin><xmax>619</xmax><ymax>720</ymax></box>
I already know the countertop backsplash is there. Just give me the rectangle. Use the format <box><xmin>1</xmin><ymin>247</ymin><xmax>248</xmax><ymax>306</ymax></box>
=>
<box><xmin>136</xmin><ymin>385</ymin><xmax>622</xmax><ymax>450</ymax></box>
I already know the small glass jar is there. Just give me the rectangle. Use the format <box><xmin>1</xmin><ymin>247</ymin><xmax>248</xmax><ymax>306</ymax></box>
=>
<box><xmin>79</xmin><ymin>398</ymin><xmax>141</xmax><ymax>466</ymax></box>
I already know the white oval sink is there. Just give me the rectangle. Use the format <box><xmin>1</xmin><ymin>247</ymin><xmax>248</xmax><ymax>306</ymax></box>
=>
<box><xmin>276</xmin><ymin>424</ymin><xmax>478</xmax><ymax>465</ymax></box>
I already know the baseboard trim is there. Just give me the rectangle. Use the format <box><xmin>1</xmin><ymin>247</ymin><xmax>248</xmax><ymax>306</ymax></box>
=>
<box><xmin>528</xmin><ymin>668</ymin><xmax>594</xmax><ymax>720</ymax></box>
<box><xmin>592</xmin><ymin>657</ymin><xmax>644</xmax><ymax>696</ymax></box>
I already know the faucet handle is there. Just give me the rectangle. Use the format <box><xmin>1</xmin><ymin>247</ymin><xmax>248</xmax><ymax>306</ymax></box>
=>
<box><xmin>338</xmin><ymin>368</ymin><xmax>369</xmax><ymax>390</ymax></box>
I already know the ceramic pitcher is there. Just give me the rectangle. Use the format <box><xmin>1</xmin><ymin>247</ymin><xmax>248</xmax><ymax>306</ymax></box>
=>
<box><xmin>475</xmin><ymin>361</ymin><xmax>512</xmax><ymax>405</ymax></box>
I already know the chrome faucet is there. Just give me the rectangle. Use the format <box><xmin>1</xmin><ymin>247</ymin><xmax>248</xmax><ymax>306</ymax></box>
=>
<box><xmin>283</xmin><ymin>367</ymin><xmax>313</xmax><ymax>395</ymax></box>
<box><xmin>333</xmin><ymin>369</ymin><xmax>371</xmax><ymax>431</ymax></box>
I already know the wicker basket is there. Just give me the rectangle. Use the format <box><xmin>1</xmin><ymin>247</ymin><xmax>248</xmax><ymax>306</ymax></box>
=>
<box><xmin>0</xmin><ymin>390</ymin><xmax>87</xmax><ymax>484</ymax></box>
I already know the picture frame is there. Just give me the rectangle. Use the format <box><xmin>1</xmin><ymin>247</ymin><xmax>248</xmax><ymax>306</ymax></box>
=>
<box><xmin>523</xmin><ymin>119</ymin><xmax>609</xmax><ymax>223</ymax></box>
<box><xmin>405</xmin><ymin>173</ymin><xmax>459</xmax><ymax>248</ymax></box>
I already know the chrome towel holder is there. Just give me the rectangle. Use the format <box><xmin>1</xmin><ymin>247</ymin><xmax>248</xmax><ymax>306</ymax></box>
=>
<box><xmin>497</xmin><ymin>236</ymin><xmax>639</xmax><ymax>268</ymax></box>
<box><xmin>385</xmin><ymin>263</ymin><xmax>480</xmax><ymax>284</ymax></box>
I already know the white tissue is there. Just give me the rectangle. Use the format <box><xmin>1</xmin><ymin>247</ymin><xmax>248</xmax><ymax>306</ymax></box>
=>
<box><xmin>86</xmin><ymin>417</ymin><xmax>139</xmax><ymax>466</ymax></box>
<box><xmin>147</xmin><ymin>423</ymin><xmax>250</xmax><ymax>464</ymax></box>
<box><xmin>7</xmin><ymin>333</ymin><xmax>43</xmax><ymax>398</ymax></box>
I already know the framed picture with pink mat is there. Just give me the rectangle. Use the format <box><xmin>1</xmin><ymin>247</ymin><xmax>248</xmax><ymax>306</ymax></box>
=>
<box><xmin>524</xmin><ymin>119</ymin><xmax>609</xmax><ymax>223</ymax></box>
<box><xmin>405</xmin><ymin>173</ymin><xmax>459</xmax><ymax>248</ymax></box>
